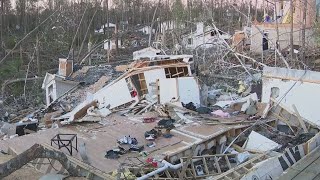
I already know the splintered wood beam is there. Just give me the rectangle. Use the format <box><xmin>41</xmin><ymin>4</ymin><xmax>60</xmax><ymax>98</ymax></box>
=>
<box><xmin>292</xmin><ymin>104</ymin><xmax>308</xmax><ymax>133</ymax></box>
<box><xmin>0</xmin><ymin>144</ymin><xmax>78</xmax><ymax>179</ymax></box>
<box><xmin>1</xmin><ymin>77</ymin><xmax>44</xmax><ymax>96</ymax></box>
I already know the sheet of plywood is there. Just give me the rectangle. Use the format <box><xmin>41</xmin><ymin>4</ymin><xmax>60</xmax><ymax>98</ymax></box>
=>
<box><xmin>94</xmin><ymin>78</ymin><xmax>133</xmax><ymax>109</ymax></box>
<box><xmin>159</xmin><ymin>77</ymin><xmax>200</xmax><ymax>106</ymax></box>
<box><xmin>178</xmin><ymin>77</ymin><xmax>200</xmax><ymax>106</ymax></box>
<box><xmin>243</xmin><ymin>130</ymin><xmax>281</xmax><ymax>152</ymax></box>
<box><xmin>144</xmin><ymin>69</ymin><xmax>166</xmax><ymax>97</ymax></box>
<box><xmin>159</xmin><ymin>78</ymin><xmax>178</xmax><ymax>104</ymax></box>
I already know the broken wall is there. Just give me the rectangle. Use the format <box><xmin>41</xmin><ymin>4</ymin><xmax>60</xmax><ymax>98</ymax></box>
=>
<box><xmin>159</xmin><ymin>77</ymin><xmax>200</xmax><ymax>106</ymax></box>
<box><xmin>94</xmin><ymin>78</ymin><xmax>134</xmax><ymax>109</ymax></box>
<box><xmin>55</xmin><ymin>81</ymin><xmax>77</xmax><ymax>101</ymax></box>
<box><xmin>262</xmin><ymin>67</ymin><xmax>320</xmax><ymax>127</ymax></box>
<box><xmin>250</xmin><ymin>24</ymin><xmax>316</xmax><ymax>53</ymax></box>
<box><xmin>144</xmin><ymin>69</ymin><xmax>166</xmax><ymax>98</ymax></box>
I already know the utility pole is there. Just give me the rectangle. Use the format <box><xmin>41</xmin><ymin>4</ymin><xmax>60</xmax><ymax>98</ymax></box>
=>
<box><xmin>290</xmin><ymin>0</ymin><xmax>294</xmax><ymax>62</ymax></box>
<box><xmin>301</xmin><ymin>0</ymin><xmax>307</xmax><ymax>65</ymax></box>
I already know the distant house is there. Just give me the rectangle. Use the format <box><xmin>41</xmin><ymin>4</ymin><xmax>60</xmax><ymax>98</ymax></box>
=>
<box><xmin>249</xmin><ymin>0</ymin><xmax>317</xmax><ymax>54</ymax></box>
<box><xmin>56</xmin><ymin>54</ymin><xmax>198</xmax><ymax>122</ymax></box>
<box><xmin>133</xmin><ymin>47</ymin><xmax>161</xmax><ymax>60</ymax></box>
<box><xmin>119</xmin><ymin>21</ymin><xmax>129</xmax><ymax>31</ymax></box>
<box><xmin>181</xmin><ymin>22</ymin><xmax>231</xmax><ymax>50</ymax></box>
<box><xmin>137</xmin><ymin>25</ymin><xmax>155</xmax><ymax>35</ymax></box>
<box><xmin>95</xmin><ymin>23</ymin><xmax>116</xmax><ymax>34</ymax></box>
<box><xmin>42</xmin><ymin>73</ymin><xmax>78</xmax><ymax>107</ymax></box>
<box><xmin>103</xmin><ymin>39</ymin><xmax>122</xmax><ymax>50</ymax></box>
<box><xmin>157</xmin><ymin>20</ymin><xmax>184</xmax><ymax>33</ymax></box>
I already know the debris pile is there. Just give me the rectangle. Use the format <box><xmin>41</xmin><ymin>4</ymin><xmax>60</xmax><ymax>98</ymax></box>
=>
<box><xmin>1</xmin><ymin>48</ymin><xmax>320</xmax><ymax>180</ymax></box>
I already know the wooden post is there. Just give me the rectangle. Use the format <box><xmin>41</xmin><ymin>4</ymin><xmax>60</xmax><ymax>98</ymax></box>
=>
<box><xmin>292</xmin><ymin>104</ymin><xmax>308</xmax><ymax>133</ymax></box>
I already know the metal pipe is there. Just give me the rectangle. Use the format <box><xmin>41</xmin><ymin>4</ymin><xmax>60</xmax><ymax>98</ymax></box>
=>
<box><xmin>136</xmin><ymin>160</ymin><xmax>182</xmax><ymax>180</ymax></box>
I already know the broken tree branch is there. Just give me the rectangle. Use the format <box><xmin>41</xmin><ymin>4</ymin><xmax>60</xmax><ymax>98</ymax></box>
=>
<box><xmin>23</xmin><ymin>49</ymin><xmax>36</xmax><ymax>102</ymax></box>
<box><xmin>2</xmin><ymin>77</ymin><xmax>44</xmax><ymax>96</ymax></box>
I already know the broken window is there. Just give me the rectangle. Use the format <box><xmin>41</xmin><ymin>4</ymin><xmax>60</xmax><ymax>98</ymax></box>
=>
<box><xmin>188</xmin><ymin>38</ymin><xmax>193</xmax><ymax>45</ymax></box>
<box><xmin>131</xmin><ymin>73</ymin><xmax>148</xmax><ymax>97</ymax></box>
<box><xmin>165</xmin><ymin>66</ymin><xmax>189</xmax><ymax>78</ymax></box>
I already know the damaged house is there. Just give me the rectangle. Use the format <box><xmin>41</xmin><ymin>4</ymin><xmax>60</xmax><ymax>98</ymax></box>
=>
<box><xmin>42</xmin><ymin>58</ymin><xmax>79</xmax><ymax>107</ymax></box>
<box><xmin>57</xmin><ymin>54</ymin><xmax>198</xmax><ymax>122</ymax></box>
<box><xmin>3</xmin><ymin>49</ymin><xmax>320</xmax><ymax>179</ymax></box>
<box><xmin>182</xmin><ymin>22</ymin><xmax>231</xmax><ymax>50</ymax></box>
<box><xmin>250</xmin><ymin>0</ymin><xmax>317</xmax><ymax>53</ymax></box>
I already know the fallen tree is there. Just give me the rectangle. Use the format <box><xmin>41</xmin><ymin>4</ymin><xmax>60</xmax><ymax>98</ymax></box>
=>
<box><xmin>0</xmin><ymin>144</ymin><xmax>78</xmax><ymax>178</ymax></box>
<box><xmin>1</xmin><ymin>77</ymin><xmax>44</xmax><ymax>96</ymax></box>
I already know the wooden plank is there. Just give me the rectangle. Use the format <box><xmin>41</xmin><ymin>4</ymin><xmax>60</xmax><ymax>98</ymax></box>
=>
<box><xmin>272</xmin><ymin>112</ymin><xmax>297</xmax><ymax>135</ymax></box>
<box><xmin>311</xmin><ymin>172</ymin><xmax>320</xmax><ymax>180</ymax></box>
<box><xmin>46</xmin><ymin>159</ymin><xmax>56</xmax><ymax>173</ymax></box>
<box><xmin>213</xmin><ymin>154</ymin><xmax>268</xmax><ymax>179</ymax></box>
<box><xmin>203</xmin><ymin>157</ymin><xmax>210</xmax><ymax>175</ymax></box>
<box><xmin>214</xmin><ymin>156</ymin><xmax>222</xmax><ymax>173</ymax></box>
<box><xmin>292</xmin><ymin>104</ymin><xmax>308</xmax><ymax>133</ymax></box>
<box><xmin>190</xmin><ymin>160</ymin><xmax>197</xmax><ymax>177</ymax></box>
<box><xmin>278</xmin><ymin>146</ymin><xmax>320</xmax><ymax>180</ymax></box>
<box><xmin>224</xmin><ymin>155</ymin><xmax>232</xmax><ymax>170</ymax></box>
<box><xmin>164</xmin><ymin>170</ymin><xmax>172</xmax><ymax>178</ymax></box>
<box><xmin>263</xmin><ymin>74</ymin><xmax>320</xmax><ymax>84</ymax></box>
<box><xmin>181</xmin><ymin>153</ymin><xmax>237</xmax><ymax>159</ymax></box>
<box><xmin>42</xmin><ymin>143</ymin><xmax>113</xmax><ymax>179</ymax></box>
<box><xmin>291</xmin><ymin>156</ymin><xmax>320</xmax><ymax>180</ymax></box>
<box><xmin>241</xmin><ymin>166</ymin><xmax>249</xmax><ymax>173</ymax></box>
<box><xmin>233</xmin><ymin>171</ymin><xmax>241</xmax><ymax>178</ymax></box>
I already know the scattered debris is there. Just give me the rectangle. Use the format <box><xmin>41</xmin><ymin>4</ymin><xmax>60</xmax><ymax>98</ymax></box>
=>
<box><xmin>2</xmin><ymin>40</ymin><xmax>320</xmax><ymax>180</ymax></box>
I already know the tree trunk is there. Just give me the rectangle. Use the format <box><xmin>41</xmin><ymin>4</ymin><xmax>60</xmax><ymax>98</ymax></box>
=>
<box><xmin>301</xmin><ymin>0</ymin><xmax>307</xmax><ymax>65</ymax></box>
<box><xmin>0</xmin><ymin>0</ymin><xmax>4</xmax><ymax>48</ymax></box>
<box><xmin>36</xmin><ymin>35</ymin><xmax>41</xmax><ymax>75</ymax></box>
<box><xmin>290</xmin><ymin>0</ymin><xmax>294</xmax><ymax>62</ymax></box>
